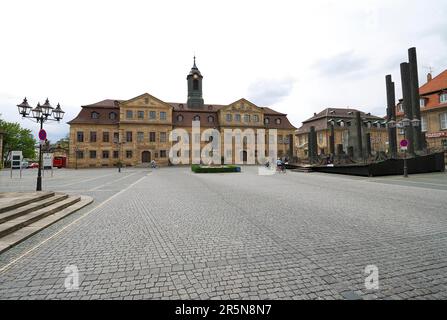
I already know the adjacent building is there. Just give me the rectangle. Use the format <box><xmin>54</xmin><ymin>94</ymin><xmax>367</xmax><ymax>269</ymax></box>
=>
<box><xmin>67</xmin><ymin>59</ymin><xmax>297</xmax><ymax>168</ymax></box>
<box><xmin>396</xmin><ymin>70</ymin><xmax>447</xmax><ymax>151</ymax></box>
<box><xmin>295</xmin><ymin>108</ymin><xmax>388</xmax><ymax>159</ymax></box>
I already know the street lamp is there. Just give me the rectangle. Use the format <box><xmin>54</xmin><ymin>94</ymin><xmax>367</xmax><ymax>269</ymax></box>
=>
<box><xmin>400</xmin><ymin>117</ymin><xmax>411</xmax><ymax>178</ymax></box>
<box><xmin>17</xmin><ymin>97</ymin><xmax>65</xmax><ymax>191</ymax></box>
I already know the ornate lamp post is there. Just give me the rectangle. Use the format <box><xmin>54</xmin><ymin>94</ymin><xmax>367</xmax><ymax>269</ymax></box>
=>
<box><xmin>400</xmin><ymin>117</ymin><xmax>411</xmax><ymax>178</ymax></box>
<box><xmin>17</xmin><ymin>97</ymin><xmax>65</xmax><ymax>191</ymax></box>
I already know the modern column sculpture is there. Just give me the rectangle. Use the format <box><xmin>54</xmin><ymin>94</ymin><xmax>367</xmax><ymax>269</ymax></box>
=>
<box><xmin>408</xmin><ymin>47</ymin><xmax>423</xmax><ymax>151</ymax></box>
<box><xmin>386</xmin><ymin>75</ymin><xmax>398</xmax><ymax>158</ymax></box>
<box><xmin>355</xmin><ymin>111</ymin><xmax>363</xmax><ymax>160</ymax></box>
<box><xmin>400</xmin><ymin>62</ymin><xmax>415</xmax><ymax>155</ymax></box>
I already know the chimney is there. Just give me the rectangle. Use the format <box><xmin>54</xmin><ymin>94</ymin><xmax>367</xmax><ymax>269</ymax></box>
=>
<box><xmin>427</xmin><ymin>73</ymin><xmax>432</xmax><ymax>82</ymax></box>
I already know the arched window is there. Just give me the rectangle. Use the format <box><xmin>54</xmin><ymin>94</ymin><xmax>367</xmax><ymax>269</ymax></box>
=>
<box><xmin>275</xmin><ymin>118</ymin><xmax>281</xmax><ymax>125</ymax></box>
<box><xmin>91</xmin><ymin>112</ymin><xmax>99</xmax><ymax>119</ymax></box>
<box><xmin>177</xmin><ymin>114</ymin><xmax>184</xmax><ymax>122</ymax></box>
<box><xmin>193</xmin><ymin>115</ymin><xmax>200</xmax><ymax>121</ymax></box>
<box><xmin>109</xmin><ymin>112</ymin><xmax>117</xmax><ymax>120</ymax></box>
<box><xmin>208</xmin><ymin>115</ymin><xmax>214</xmax><ymax>123</ymax></box>
<box><xmin>264</xmin><ymin>117</ymin><xmax>270</xmax><ymax>124</ymax></box>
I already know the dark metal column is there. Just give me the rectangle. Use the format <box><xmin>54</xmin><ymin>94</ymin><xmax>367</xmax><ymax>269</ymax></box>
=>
<box><xmin>408</xmin><ymin>47</ymin><xmax>423</xmax><ymax>151</ymax></box>
<box><xmin>329</xmin><ymin>123</ymin><xmax>335</xmax><ymax>156</ymax></box>
<box><xmin>386</xmin><ymin>75</ymin><xmax>398</xmax><ymax>158</ymax></box>
<box><xmin>355</xmin><ymin>111</ymin><xmax>363</xmax><ymax>160</ymax></box>
<box><xmin>400</xmin><ymin>62</ymin><xmax>415</xmax><ymax>155</ymax></box>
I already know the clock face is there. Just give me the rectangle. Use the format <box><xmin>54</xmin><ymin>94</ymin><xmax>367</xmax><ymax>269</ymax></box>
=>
<box><xmin>193</xmin><ymin>74</ymin><xmax>198</xmax><ymax>79</ymax></box>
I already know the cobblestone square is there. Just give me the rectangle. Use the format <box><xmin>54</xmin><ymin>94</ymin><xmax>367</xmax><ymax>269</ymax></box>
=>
<box><xmin>0</xmin><ymin>167</ymin><xmax>447</xmax><ymax>299</ymax></box>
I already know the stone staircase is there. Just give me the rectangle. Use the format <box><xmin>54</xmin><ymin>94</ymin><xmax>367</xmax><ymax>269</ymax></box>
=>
<box><xmin>0</xmin><ymin>191</ymin><xmax>93</xmax><ymax>253</ymax></box>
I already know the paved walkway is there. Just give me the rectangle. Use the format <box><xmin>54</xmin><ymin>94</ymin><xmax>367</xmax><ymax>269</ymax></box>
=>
<box><xmin>0</xmin><ymin>167</ymin><xmax>446</xmax><ymax>299</ymax></box>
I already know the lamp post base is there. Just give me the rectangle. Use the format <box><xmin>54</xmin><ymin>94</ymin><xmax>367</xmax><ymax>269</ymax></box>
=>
<box><xmin>36</xmin><ymin>176</ymin><xmax>42</xmax><ymax>191</ymax></box>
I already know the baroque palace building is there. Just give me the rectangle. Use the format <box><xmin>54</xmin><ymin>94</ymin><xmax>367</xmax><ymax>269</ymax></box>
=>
<box><xmin>67</xmin><ymin>58</ymin><xmax>297</xmax><ymax>168</ymax></box>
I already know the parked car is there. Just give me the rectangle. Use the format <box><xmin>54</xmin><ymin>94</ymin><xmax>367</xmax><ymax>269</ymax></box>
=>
<box><xmin>28</xmin><ymin>162</ymin><xmax>39</xmax><ymax>169</ymax></box>
<box><xmin>21</xmin><ymin>160</ymin><xmax>29</xmax><ymax>168</ymax></box>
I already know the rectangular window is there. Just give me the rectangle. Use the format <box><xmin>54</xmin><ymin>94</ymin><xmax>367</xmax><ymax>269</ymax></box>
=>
<box><xmin>440</xmin><ymin>112</ymin><xmax>447</xmax><ymax>130</ymax></box>
<box><xmin>226</xmin><ymin>114</ymin><xmax>232</xmax><ymax>122</ymax></box>
<box><xmin>318</xmin><ymin>132</ymin><xmax>323</xmax><ymax>144</ymax></box>
<box><xmin>126</xmin><ymin>150</ymin><xmax>133</xmax><ymax>159</ymax></box>
<box><xmin>420</xmin><ymin>98</ymin><xmax>426</xmax><ymax>108</ymax></box>
<box><xmin>253</xmin><ymin>115</ymin><xmax>259</xmax><ymax>122</ymax></box>
<box><xmin>244</xmin><ymin>114</ymin><xmax>250</xmax><ymax>122</ymax></box>
<box><xmin>160</xmin><ymin>150</ymin><xmax>167</xmax><ymax>158</ymax></box>
<box><xmin>235</xmin><ymin>114</ymin><xmax>241</xmax><ymax>122</ymax></box>
<box><xmin>126</xmin><ymin>131</ymin><xmax>133</xmax><ymax>142</ymax></box>
<box><xmin>160</xmin><ymin>132</ymin><xmax>167</xmax><ymax>143</ymax></box>
<box><xmin>137</xmin><ymin>132</ymin><xmax>144</xmax><ymax>143</ymax></box>
<box><xmin>76</xmin><ymin>150</ymin><xmax>84</xmax><ymax>159</ymax></box>
<box><xmin>138</xmin><ymin>111</ymin><xmax>144</xmax><ymax>119</ymax></box>
<box><xmin>126</xmin><ymin>110</ymin><xmax>133</xmax><ymax>119</ymax></box>
<box><xmin>90</xmin><ymin>131</ymin><xmax>97</xmax><ymax>143</ymax></box>
<box><xmin>89</xmin><ymin>150</ymin><xmax>96</xmax><ymax>159</ymax></box>
<box><xmin>113</xmin><ymin>150</ymin><xmax>119</xmax><ymax>159</ymax></box>
<box><xmin>149</xmin><ymin>111</ymin><xmax>156</xmax><ymax>119</ymax></box>
<box><xmin>149</xmin><ymin>132</ymin><xmax>156</xmax><ymax>142</ymax></box>
<box><xmin>160</xmin><ymin>112</ymin><xmax>167</xmax><ymax>120</ymax></box>
<box><xmin>278</xmin><ymin>135</ymin><xmax>283</xmax><ymax>143</ymax></box>
<box><xmin>421</xmin><ymin>116</ymin><xmax>427</xmax><ymax>132</ymax></box>
<box><xmin>77</xmin><ymin>131</ymin><xmax>84</xmax><ymax>142</ymax></box>
<box><xmin>103</xmin><ymin>132</ymin><xmax>110</xmax><ymax>143</ymax></box>
<box><xmin>440</xmin><ymin>94</ymin><xmax>447</xmax><ymax>104</ymax></box>
<box><xmin>102</xmin><ymin>150</ymin><xmax>110</xmax><ymax>159</ymax></box>
<box><xmin>113</xmin><ymin>132</ymin><xmax>119</xmax><ymax>143</ymax></box>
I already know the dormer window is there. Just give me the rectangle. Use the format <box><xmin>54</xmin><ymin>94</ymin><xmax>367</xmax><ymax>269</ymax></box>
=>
<box><xmin>264</xmin><ymin>117</ymin><xmax>270</xmax><ymax>124</ymax></box>
<box><xmin>193</xmin><ymin>115</ymin><xmax>200</xmax><ymax>121</ymax></box>
<box><xmin>440</xmin><ymin>93</ymin><xmax>447</xmax><ymax>104</ymax></box>
<box><xmin>109</xmin><ymin>112</ymin><xmax>117</xmax><ymax>120</ymax></box>
<box><xmin>208</xmin><ymin>115</ymin><xmax>214</xmax><ymax>123</ymax></box>
<box><xmin>420</xmin><ymin>98</ymin><xmax>426</xmax><ymax>108</ymax></box>
<box><xmin>275</xmin><ymin>118</ymin><xmax>281</xmax><ymax>125</ymax></box>
<box><xmin>91</xmin><ymin>112</ymin><xmax>99</xmax><ymax>119</ymax></box>
<box><xmin>177</xmin><ymin>114</ymin><xmax>183</xmax><ymax>122</ymax></box>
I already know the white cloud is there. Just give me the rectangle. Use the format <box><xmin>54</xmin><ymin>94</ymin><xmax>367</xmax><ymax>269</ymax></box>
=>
<box><xmin>0</xmin><ymin>0</ymin><xmax>446</xmax><ymax>139</ymax></box>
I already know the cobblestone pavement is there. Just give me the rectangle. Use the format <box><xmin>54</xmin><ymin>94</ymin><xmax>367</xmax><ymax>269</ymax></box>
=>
<box><xmin>0</xmin><ymin>167</ymin><xmax>447</xmax><ymax>300</ymax></box>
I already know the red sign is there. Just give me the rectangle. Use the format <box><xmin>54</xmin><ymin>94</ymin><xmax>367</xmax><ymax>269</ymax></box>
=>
<box><xmin>38</xmin><ymin>129</ymin><xmax>47</xmax><ymax>141</ymax></box>
<box><xmin>426</xmin><ymin>131</ymin><xmax>447</xmax><ymax>139</ymax></box>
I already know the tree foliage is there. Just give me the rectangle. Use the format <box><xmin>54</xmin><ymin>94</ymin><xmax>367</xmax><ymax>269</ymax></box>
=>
<box><xmin>0</xmin><ymin>119</ymin><xmax>37</xmax><ymax>163</ymax></box>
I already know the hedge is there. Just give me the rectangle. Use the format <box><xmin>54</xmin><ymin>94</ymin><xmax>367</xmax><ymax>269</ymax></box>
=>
<box><xmin>191</xmin><ymin>164</ymin><xmax>241</xmax><ymax>173</ymax></box>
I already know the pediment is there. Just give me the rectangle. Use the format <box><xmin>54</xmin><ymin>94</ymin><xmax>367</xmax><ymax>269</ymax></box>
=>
<box><xmin>220</xmin><ymin>98</ymin><xmax>263</xmax><ymax>113</ymax></box>
<box><xmin>120</xmin><ymin>93</ymin><xmax>172</xmax><ymax>109</ymax></box>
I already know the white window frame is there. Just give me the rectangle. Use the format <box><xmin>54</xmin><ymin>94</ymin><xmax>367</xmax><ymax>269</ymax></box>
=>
<box><xmin>440</xmin><ymin>93</ymin><xmax>447</xmax><ymax>104</ymax></box>
<box><xmin>440</xmin><ymin>112</ymin><xmax>447</xmax><ymax>130</ymax></box>
<box><xmin>421</xmin><ymin>116</ymin><xmax>427</xmax><ymax>132</ymax></box>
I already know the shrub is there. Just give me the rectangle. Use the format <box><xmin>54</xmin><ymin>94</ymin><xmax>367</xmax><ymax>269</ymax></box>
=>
<box><xmin>191</xmin><ymin>164</ymin><xmax>241</xmax><ymax>173</ymax></box>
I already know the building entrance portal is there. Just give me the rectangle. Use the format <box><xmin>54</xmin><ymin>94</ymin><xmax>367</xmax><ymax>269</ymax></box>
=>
<box><xmin>142</xmin><ymin>151</ymin><xmax>151</xmax><ymax>163</ymax></box>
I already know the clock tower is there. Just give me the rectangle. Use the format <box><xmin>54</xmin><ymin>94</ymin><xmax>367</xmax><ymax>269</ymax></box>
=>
<box><xmin>187</xmin><ymin>56</ymin><xmax>204</xmax><ymax>108</ymax></box>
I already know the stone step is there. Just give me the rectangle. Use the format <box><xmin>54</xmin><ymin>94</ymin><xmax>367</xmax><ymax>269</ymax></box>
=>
<box><xmin>0</xmin><ymin>192</ymin><xmax>55</xmax><ymax>214</ymax></box>
<box><xmin>0</xmin><ymin>196</ymin><xmax>93</xmax><ymax>254</ymax></box>
<box><xmin>0</xmin><ymin>196</ymin><xmax>81</xmax><ymax>238</ymax></box>
<box><xmin>0</xmin><ymin>193</ymin><xmax>69</xmax><ymax>224</ymax></box>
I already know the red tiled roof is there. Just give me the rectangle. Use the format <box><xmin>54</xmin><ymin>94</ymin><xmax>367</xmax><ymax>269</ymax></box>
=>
<box><xmin>420</xmin><ymin>70</ymin><xmax>447</xmax><ymax>95</ymax></box>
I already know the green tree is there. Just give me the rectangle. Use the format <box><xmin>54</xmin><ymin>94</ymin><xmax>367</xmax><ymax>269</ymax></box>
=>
<box><xmin>0</xmin><ymin>119</ymin><xmax>37</xmax><ymax>166</ymax></box>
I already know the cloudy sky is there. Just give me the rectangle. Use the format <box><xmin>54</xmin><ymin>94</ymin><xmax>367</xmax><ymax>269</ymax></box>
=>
<box><xmin>1</xmin><ymin>0</ymin><xmax>446</xmax><ymax>142</ymax></box>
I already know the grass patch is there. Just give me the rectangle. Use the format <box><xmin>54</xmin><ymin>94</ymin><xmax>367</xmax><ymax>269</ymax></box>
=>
<box><xmin>191</xmin><ymin>164</ymin><xmax>241</xmax><ymax>173</ymax></box>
